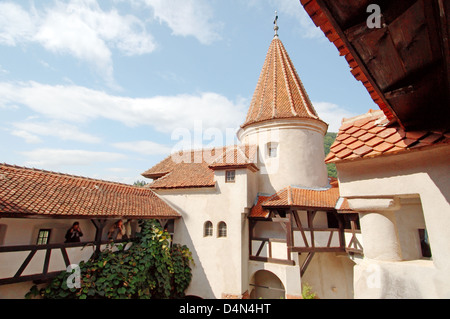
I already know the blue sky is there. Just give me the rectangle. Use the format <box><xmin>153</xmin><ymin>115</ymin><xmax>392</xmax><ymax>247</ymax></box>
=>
<box><xmin>0</xmin><ymin>0</ymin><xmax>377</xmax><ymax>184</ymax></box>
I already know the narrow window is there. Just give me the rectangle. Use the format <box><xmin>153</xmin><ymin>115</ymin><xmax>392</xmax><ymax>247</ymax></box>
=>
<box><xmin>36</xmin><ymin>229</ymin><xmax>51</xmax><ymax>245</ymax></box>
<box><xmin>218</xmin><ymin>222</ymin><xmax>227</xmax><ymax>238</ymax></box>
<box><xmin>0</xmin><ymin>224</ymin><xmax>7</xmax><ymax>245</ymax></box>
<box><xmin>418</xmin><ymin>229</ymin><xmax>432</xmax><ymax>258</ymax></box>
<box><xmin>204</xmin><ymin>221</ymin><xmax>213</xmax><ymax>237</ymax></box>
<box><xmin>267</xmin><ymin>142</ymin><xmax>278</xmax><ymax>158</ymax></box>
<box><xmin>225</xmin><ymin>170</ymin><xmax>235</xmax><ymax>183</ymax></box>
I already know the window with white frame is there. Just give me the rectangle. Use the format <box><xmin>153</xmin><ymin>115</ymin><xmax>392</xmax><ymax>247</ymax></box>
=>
<box><xmin>36</xmin><ymin>229</ymin><xmax>51</xmax><ymax>245</ymax></box>
<box><xmin>225</xmin><ymin>170</ymin><xmax>235</xmax><ymax>183</ymax></box>
<box><xmin>204</xmin><ymin>221</ymin><xmax>213</xmax><ymax>237</ymax></box>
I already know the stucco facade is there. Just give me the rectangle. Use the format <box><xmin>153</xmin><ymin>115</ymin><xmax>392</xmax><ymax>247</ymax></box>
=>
<box><xmin>337</xmin><ymin>144</ymin><xmax>450</xmax><ymax>298</ymax></box>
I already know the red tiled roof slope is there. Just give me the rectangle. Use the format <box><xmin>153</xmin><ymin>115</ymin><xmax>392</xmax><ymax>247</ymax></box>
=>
<box><xmin>0</xmin><ymin>164</ymin><xmax>180</xmax><ymax>218</ymax></box>
<box><xmin>263</xmin><ymin>185</ymin><xmax>340</xmax><ymax>210</ymax></box>
<box><xmin>142</xmin><ymin>145</ymin><xmax>257</xmax><ymax>189</ymax></box>
<box><xmin>325</xmin><ymin>110</ymin><xmax>450</xmax><ymax>163</ymax></box>
<box><xmin>248</xmin><ymin>195</ymin><xmax>271</xmax><ymax>219</ymax></box>
<box><xmin>249</xmin><ymin>178</ymin><xmax>343</xmax><ymax>218</ymax></box>
<box><xmin>241</xmin><ymin>37</ymin><xmax>325</xmax><ymax>129</ymax></box>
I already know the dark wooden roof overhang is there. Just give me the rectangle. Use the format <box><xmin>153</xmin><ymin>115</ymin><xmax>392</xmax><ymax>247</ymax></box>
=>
<box><xmin>301</xmin><ymin>0</ymin><xmax>450</xmax><ymax>131</ymax></box>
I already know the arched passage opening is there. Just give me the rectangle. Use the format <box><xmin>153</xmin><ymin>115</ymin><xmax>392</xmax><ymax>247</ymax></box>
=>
<box><xmin>249</xmin><ymin>270</ymin><xmax>285</xmax><ymax>299</ymax></box>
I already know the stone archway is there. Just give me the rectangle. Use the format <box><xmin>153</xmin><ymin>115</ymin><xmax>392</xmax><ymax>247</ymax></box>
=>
<box><xmin>249</xmin><ymin>270</ymin><xmax>286</xmax><ymax>299</ymax></box>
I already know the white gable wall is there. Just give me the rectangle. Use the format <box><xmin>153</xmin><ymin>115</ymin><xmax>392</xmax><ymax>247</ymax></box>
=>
<box><xmin>156</xmin><ymin>168</ymin><xmax>257</xmax><ymax>298</ymax></box>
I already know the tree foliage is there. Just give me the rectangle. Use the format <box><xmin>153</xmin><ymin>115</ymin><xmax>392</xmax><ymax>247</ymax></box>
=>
<box><xmin>26</xmin><ymin>220</ymin><xmax>193</xmax><ymax>299</ymax></box>
<box><xmin>324</xmin><ymin>132</ymin><xmax>337</xmax><ymax>178</ymax></box>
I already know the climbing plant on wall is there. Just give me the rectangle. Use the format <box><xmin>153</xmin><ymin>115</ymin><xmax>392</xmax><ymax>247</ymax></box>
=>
<box><xmin>26</xmin><ymin>219</ymin><xmax>193</xmax><ymax>299</ymax></box>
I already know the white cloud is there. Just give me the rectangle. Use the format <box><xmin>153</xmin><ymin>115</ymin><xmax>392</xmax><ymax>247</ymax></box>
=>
<box><xmin>268</xmin><ymin>0</ymin><xmax>322</xmax><ymax>39</ymax></box>
<box><xmin>10</xmin><ymin>130</ymin><xmax>42</xmax><ymax>144</ymax></box>
<box><xmin>112</xmin><ymin>140</ymin><xmax>172</xmax><ymax>155</ymax></box>
<box><xmin>312</xmin><ymin>101</ymin><xmax>356</xmax><ymax>132</ymax></box>
<box><xmin>0</xmin><ymin>0</ymin><xmax>156</xmax><ymax>86</ymax></box>
<box><xmin>0</xmin><ymin>2</ymin><xmax>35</xmax><ymax>46</ymax></box>
<box><xmin>21</xmin><ymin>148</ymin><xmax>127</xmax><ymax>167</ymax></box>
<box><xmin>0</xmin><ymin>81</ymin><xmax>246</xmax><ymax>133</ymax></box>
<box><xmin>11</xmin><ymin>121</ymin><xmax>101</xmax><ymax>144</ymax></box>
<box><xmin>140</xmin><ymin>0</ymin><xmax>222</xmax><ymax>44</ymax></box>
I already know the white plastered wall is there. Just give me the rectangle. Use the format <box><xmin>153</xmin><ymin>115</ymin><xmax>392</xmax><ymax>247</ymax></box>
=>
<box><xmin>238</xmin><ymin>119</ymin><xmax>329</xmax><ymax>194</ymax></box>
<box><xmin>156</xmin><ymin>168</ymin><xmax>257</xmax><ymax>299</ymax></box>
<box><xmin>336</xmin><ymin>144</ymin><xmax>450</xmax><ymax>298</ymax></box>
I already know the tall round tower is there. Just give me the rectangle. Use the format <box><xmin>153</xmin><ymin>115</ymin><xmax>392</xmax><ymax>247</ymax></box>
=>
<box><xmin>237</xmin><ymin>21</ymin><xmax>329</xmax><ymax>194</ymax></box>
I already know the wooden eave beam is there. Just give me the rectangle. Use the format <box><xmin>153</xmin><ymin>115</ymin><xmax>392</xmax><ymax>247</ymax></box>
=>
<box><xmin>315</xmin><ymin>0</ymin><xmax>403</xmax><ymax>128</ymax></box>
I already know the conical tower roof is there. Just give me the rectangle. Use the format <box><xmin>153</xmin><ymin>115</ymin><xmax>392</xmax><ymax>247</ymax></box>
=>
<box><xmin>241</xmin><ymin>35</ymin><xmax>325</xmax><ymax>129</ymax></box>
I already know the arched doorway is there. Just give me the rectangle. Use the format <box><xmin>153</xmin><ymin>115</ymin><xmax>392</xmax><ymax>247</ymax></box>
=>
<box><xmin>249</xmin><ymin>270</ymin><xmax>285</xmax><ymax>299</ymax></box>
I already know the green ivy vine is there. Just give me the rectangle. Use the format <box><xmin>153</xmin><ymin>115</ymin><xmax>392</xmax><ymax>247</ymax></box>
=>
<box><xmin>26</xmin><ymin>219</ymin><xmax>193</xmax><ymax>299</ymax></box>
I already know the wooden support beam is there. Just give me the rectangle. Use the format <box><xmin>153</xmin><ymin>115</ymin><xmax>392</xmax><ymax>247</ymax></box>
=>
<box><xmin>91</xmin><ymin>219</ymin><xmax>107</xmax><ymax>258</ymax></box>
<box><xmin>292</xmin><ymin>211</ymin><xmax>309</xmax><ymax>247</ymax></box>
<box><xmin>286</xmin><ymin>213</ymin><xmax>293</xmax><ymax>261</ymax></box>
<box><xmin>307</xmin><ymin>211</ymin><xmax>316</xmax><ymax>248</ymax></box>
<box><xmin>300</xmin><ymin>252</ymin><xmax>315</xmax><ymax>277</ymax></box>
<box><xmin>43</xmin><ymin>249</ymin><xmax>52</xmax><ymax>275</ymax></box>
<box><xmin>60</xmin><ymin>247</ymin><xmax>71</xmax><ymax>267</ymax></box>
<box><xmin>14</xmin><ymin>249</ymin><xmax>36</xmax><ymax>278</ymax></box>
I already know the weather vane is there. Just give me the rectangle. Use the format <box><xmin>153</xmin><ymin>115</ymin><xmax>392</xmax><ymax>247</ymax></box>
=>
<box><xmin>273</xmin><ymin>10</ymin><xmax>279</xmax><ymax>37</ymax></box>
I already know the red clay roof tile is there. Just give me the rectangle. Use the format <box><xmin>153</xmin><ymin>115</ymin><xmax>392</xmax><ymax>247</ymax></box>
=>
<box><xmin>241</xmin><ymin>37</ymin><xmax>325</xmax><ymax>129</ymax></box>
<box><xmin>336</xmin><ymin>133</ymin><xmax>350</xmax><ymax>141</ymax></box>
<box><xmin>365</xmin><ymin>136</ymin><xmax>384</xmax><ymax>147</ymax></box>
<box><xmin>0</xmin><ymin>164</ymin><xmax>180</xmax><ymax>218</ymax></box>
<box><xmin>330</xmin><ymin>142</ymin><xmax>347</xmax><ymax>153</ymax></box>
<box><xmin>358</xmin><ymin>132</ymin><xmax>376</xmax><ymax>142</ymax></box>
<box><xmin>377</xmin><ymin>127</ymin><xmax>397</xmax><ymax>139</ymax></box>
<box><xmin>142</xmin><ymin>145</ymin><xmax>257</xmax><ymax>189</ymax></box>
<box><xmin>325</xmin><ymin>110</ymin><xmax>449</xmax><ymax>164</ymax></box>
<box><xmin>368</xmin><ymin>126</ymin><xmax>385</xmax><ymax>134</ymax></box>
<box><xmin>373</xmin><ymin>141</ymin><xmax>395</xmax><ymax>153</ymax></box>
<box><xmin>353</xmin><ymin>145</ymin><xmax>372</xmax><ymax>157</ymax></box>
<box><xmin>341</xmin><ymin>136</ymin><xmax>357</xmax><ymax>145</ymax></box>
<box><xmin>347</xmin><ymin>140</ymin><xmax>364</xmax><ymax>150</ymax></box>
<box><xmin>256</xmin><ymin>182</ymin><xmax>341</xmax><ymax>211</ymax></box>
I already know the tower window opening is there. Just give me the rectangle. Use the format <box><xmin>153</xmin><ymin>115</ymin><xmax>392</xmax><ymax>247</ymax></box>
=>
<box><xmin>267</xmin><ymin>142</ymin><xmax>278</xmax><ymax>158</ymax></box>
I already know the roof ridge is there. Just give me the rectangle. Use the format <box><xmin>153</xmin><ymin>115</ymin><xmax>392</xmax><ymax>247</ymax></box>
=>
<box><xmin>0</xmin><ymin>163</ymin><xmax>139</xmax><ymax>188</ymax></box>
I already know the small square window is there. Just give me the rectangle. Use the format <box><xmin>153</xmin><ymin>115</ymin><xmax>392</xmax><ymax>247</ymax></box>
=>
<box><xmin>225</xmin><ymin>170</ymin><xmax>235</xmax><ymax>183</ymax></box>
<box><xmin>37</xmin><ymin>229</ymin><xmax>51</xmax><ymax>245</ymax></box>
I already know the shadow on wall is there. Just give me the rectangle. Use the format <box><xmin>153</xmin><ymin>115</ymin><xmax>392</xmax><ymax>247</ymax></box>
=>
<box><xmin>173</xmin><ymin>212</ymin><xmax>215</xmax><ymax>299</ymax></box>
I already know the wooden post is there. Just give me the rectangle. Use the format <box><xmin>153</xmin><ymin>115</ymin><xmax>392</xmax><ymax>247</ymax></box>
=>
<box><xmin>338</xmin><ymin>214</ymin><xmax>345</xmax><ymax>250</ymax></box>
<box><xmin>286</xmin><ymin>212</ymin><xmax>292</xmax><ymax>261</ymax></box>
<box><xmin>91</xmin><ymin>219</ymin><xmax>107</xmax><ymax>258</ymax></box>
<box><xmin>249</xmin><ymin>220</ymin><xmax>255</xmax><ymax>258</ymax></box>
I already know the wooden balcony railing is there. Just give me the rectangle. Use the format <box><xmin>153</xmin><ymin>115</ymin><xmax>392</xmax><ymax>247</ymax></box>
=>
<box><xmin>0</xmin><ymin>239</ymin><xmax>134</xmax><ymax>286</ymax></box>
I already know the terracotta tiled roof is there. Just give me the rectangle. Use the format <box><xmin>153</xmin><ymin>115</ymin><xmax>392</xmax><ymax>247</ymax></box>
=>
<box><xmin>299</xmin><ymin>0</ymin><xmax>395</xmax><ymax>122</ymax></box>
<box><xmin>263</xmin><ymin>184</ymin><xmax>340</xmax><ymax>210</ymax></box>
<box><xmin>325</xmin><ymin>110</ymin><xmax>450</xmax><ymax>163</ymax></box>
<box><xmin>248</xmin><ymin>195</ymin><xmax>272</xmax><ymax>219</ymax></box>
<box><xmin>241</xmin><ymin>37</ymin><xmax>326</xmax><ymax>129</ymax></box>
<box><xmin>209</xmin><ymin>144</ymin><xmax>258</xmax><ymax>172</ymax></box>
<box><xmin>0</xmin><ymin>164</ymin><xmax>180</xmax><ymax>218</ymax></box>
<box><xmin>142</xmin><ymin>145</ymin><xmax>258</xmax><ymax>189</ymax></box>
<box><xmin>249</xmin><ymin>179</ymin><xmax>342</xmax><ymax>217</ymax></box>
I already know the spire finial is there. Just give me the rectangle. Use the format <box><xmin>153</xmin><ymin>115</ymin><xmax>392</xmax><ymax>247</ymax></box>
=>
<box><xmin>273</xmin><ymin>11</ymin><xmax>279</xmax><ymax>38</ymax></box>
